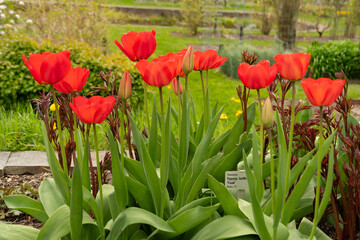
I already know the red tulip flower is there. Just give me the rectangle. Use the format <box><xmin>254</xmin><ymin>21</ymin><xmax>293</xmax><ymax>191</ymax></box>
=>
<box><xmin>167</xmin><ymin>49</ymin><xmax>186</xmax><ymax>77</ymax></box>
<box><xmin>22</xmin><ymin>50</ymin><xmax>71</xmax><ymax>84</ymax></box>
<box><xmin>69</xmin><ymin>96</ymin><xmax>116</xmax><ymax>124</ymax></box>
<box><xmin>136</xmin><ymin>56</ymin><xmax>177</xmax><ymax>87</ymax></box>
<box><xmin>53</xmin><ymin>67</ymin><xmax>90</xmax><ymax>93</ymax></box>
<box><xmin>237</xmin><ymin>60</ymin><xmax>277</xmax><ymax>89</ymax></box>
<box><xmin>301</xmin><ymin>78</ymin><xmax>345</xmax><ymax>106</ymax></box>
<box><xmin>274</xmin><ymin>53</ymin><xmax>311</xmax><ymax>81</ymax></box>
<box><xmin>193</xmin><ymin>49</ymin><xmax>227</xmax><ymax>71</ymax></box>
<box><xmin>115</xmin><ymin>30</ymin><xmax>156</xmax><ymax>62</ymax></box>
<box><xmin>172</xmin><ymin>78</ymin><xmax>183</xmax><ymax>95</ymax></box>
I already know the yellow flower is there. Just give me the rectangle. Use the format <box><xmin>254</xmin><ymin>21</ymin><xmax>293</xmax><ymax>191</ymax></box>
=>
<box><xmin>167</xmin><ymin>85</ymin><xmax>171</xmax><ymax>90</ymax></box>
<box><xmin>50</xmin><ymin>103</ymin><xmax>58</xmax><ymax>112</ymax></box>
<box><xmin>236</xmin><ymin>110</ymin><xmax>243</xmax><ymax>118</ymax></box>
<box><xmin>231</xmin><ymin>97</ymin><xmax>241</xmax><ymax>103</ymax></box>
<box><xmin>53</xmin><ymin>122</ymin><xmax>57</xmax><ymax>130</ymax></box>
<box><xmin>220</xmin><ymin>113</ymin><xmax>228</xmax><ymax>120</ymax></box>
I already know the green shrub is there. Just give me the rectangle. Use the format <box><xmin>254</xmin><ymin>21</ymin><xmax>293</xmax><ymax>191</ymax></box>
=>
<box><xmin>0</xmin><ymin>34</ymin><xmax>143</xmax><ymax>107</ymax></box>
<box><xmin>219</xmin><ymin>44</ymin><xmax>286</xmax><ymax>79</ymax></box>
<box><xmin>307</xmin><ymin>40</ymin><xmax>360</xmax><ymax>79</ymax></box>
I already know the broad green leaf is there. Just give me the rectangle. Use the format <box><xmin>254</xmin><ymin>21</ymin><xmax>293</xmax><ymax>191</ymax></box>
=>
<box><xmin>208</xmin><ymin>175</ymin><xmax>246</xmax><ymax>217</ymax></box>
<box><xmin>4</xmin><ymin>195</ymin><xmax>48</xmax><ymax>223</ymax></box>
<box><xmin>80</xmin><ymin>139</ymin><xmax>91</xmax><ymax>191</ymax></box>
<box><xmin>129</xmin><ymin>230</ymin><xmax>148</xmax><ymax>240</ymax></box>
<box><xmin>156</xmin><ymin>204</ymin><xmax>220</xmax><ymax>239</ymax></box>
<box><xmin>96</xmin><ymin>185</ymin><xmax>116</xmax><ymax>225</ymax></box>
<box><xmin>125</xmin><ymin>176</ymin><xmax>155</xmax><ymax>212</ymax></box>
<box><xmin>37</xmin><ymin>205</ymin><xmax>71</xmax><ymax>240</ymax></box>
<box><xmin>191</xmin><ymin>215</ymin><xmax>257</xmax><ymax>240</ymax></box>
<box><xmin>243</xmin><ymin>152</ymin><xmax>272</xmax><ymax>239</ymax></box>
<box><xmin>170</xmin><ymin>197</ymin><xmax>218</xmax><ymax>220</ymax></box>
<box><xmin>281</xmin><ymin>131</ymin><xmax>337</xmax><ymax>225</ymax></box>
<box><xmin>316</xmin><ymin>145</ymin><xmax>335</xmax><ymax>225</ymax></box>
<box><xmin>108</xmin><ymin>128</ymin><xmax>128</xmax><ymax>210</ymax></box>
<box><xmin>39</xmin><ymin>178</ymin><xmax>66</xmax><ymax>216</ymax></box>
<box><xmin>298</xmin><ymin>218</ymin><xmax>331</xmax><ymax>240</ymax></box>
<box><xmin>185</xmin><ymin>154</ymin><xmax>222</xmax><ymax>204</ymax></box>
<box><xmin>160</xmin><ymin>99</ymin><xmax>172</xmax><ymax>195</ymax></box>
<box><xmin>42</xmin><ymin>122</ymin><xmax>70</xmax><ymax>203</ymax></box>
<box><xmin>211</xmin><ymin>138</ymin><xmax>252</xmax><ymax>182</ymax></box>
<box><xmin>148</xmin><ymin>98</ymin><xmax>158</xmax><ymax>165</ymax></box>
<box><xmin>124</xmin><ymin>156</ymin><xmax>147</xmax><ymax>185</ymax></box>
<box><xmin>130</xmin><ymin>116</ymin><xmax>162</xmax><ymax>216</ymax></box>
<box><xmin>250</xmin><ymin>126</ymin><xmax>264</xmax><ymax>202</ymax></box>
<box><xmin>222</xmin><ymin>102</ymin><xmax>255</xmax><ymax>155</ymax></box>
<box><xmin>70</xmin><ymin>160</ymin><xmax>83</xmax><ymax>240</ymax></box>
<box><xmin>275</xmin><ymin>111</ymin><xmax>288</xmax><ymax>230</ymax></box>
<box><xmin>194</xmin><ymin>115</ymin><xmax>205</xmax><ymax>145</ymax></box>
<box><xmin>238</xmin><ymin>199</ymin><xmax>289</xmax><ymax>240</ymax></box>
<box><xmin>178</xmin><ymin>95</ymin><xmax>190</xmax><ymax>173</ymax></box>
<box><xmin>207</xmin><ymin>129</ymin><xmax>230</xmax><ymax>158</ymax></box>
<box><xmin>0</xmin><ymin>223</ymin><xmax>39</xmax><ymax>240</ymax></box>
<box><xmin>107</xmin><ymin>207</ymin><xmax>174</xmax><ymax>240</ymax></box>
<box><xmin>82</xmin><ymin>187</ymin><xmax>101</xmax><ymax>227</ymax></box>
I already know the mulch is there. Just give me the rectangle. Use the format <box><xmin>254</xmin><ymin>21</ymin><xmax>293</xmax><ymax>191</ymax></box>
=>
<box><xmin>0</xmin><ymin>172</ymin><xmax>51</xmax><ymax>229</ymax></box>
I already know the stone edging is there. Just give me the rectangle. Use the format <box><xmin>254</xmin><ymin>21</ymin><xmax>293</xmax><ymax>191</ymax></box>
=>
<box><xmin>0</xmin><ymin>151</ymin><xmax>107</xmax><ymax>176</ymax></box>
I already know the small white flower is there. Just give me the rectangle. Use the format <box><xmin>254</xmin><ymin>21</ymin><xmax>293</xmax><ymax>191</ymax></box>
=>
<box><xmin>0</xmin><ymin>5</ymin><xmax>6</xmax><ymax>10</ymax></box>
<box><xmin>4</xmin><ymin>23</ymin><xmax>12</xmax><ymax>28</ymax></box>
<box><xmin>26</xmin><ymin>19</ymin><xmax>33</xmax><ymax>24</ymax></box>
<box><xmin>0</xmin><ymin>31</ymin><xmax>5</xmax><ymax>35</ymax></box>
<box><xmin>10</xmin><ymin>19</ymin><xmax>14</xmax><ymax>24</ymax></box>
<box><xmin>0</xmin><ymin>13</ymin><xmax>5</xmax><ymax>18</ymax></box>
<box><xmin>9</xmin><ymin>10</ymin><xmax>14</xmax><ymax>15</ymax></box>
<box><xmin>15</xmin><ymin>14</ymin><xmax>19</xmax><ymax>18</ymax></box>
<box><xmin>0</xmin><ymin>0</ymin><xmax>4</xmax><ymax>4</ymax></box>
<box><xmin>19</xmin><ymin>1</ymin><xmax>24</xmax><ymax>5</ymax></box>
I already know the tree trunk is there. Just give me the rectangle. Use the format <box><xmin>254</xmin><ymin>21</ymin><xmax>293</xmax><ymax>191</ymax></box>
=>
<box><xmin>273</xmin><ymin>0</ymin><xmax>300</xmax><ymax>49</ymax></box>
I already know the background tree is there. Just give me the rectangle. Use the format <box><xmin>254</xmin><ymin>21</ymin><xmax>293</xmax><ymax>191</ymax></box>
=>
<box><xmin>181</xmin><ymin>0</ymin><xmax>203</xmax><ymax>35</ymax></box>
<box><xmin>344</xmin><ymin>0</ymin><xmax>360</xmax><ymax>38</ymax></box>
<box><xmin>272</xmin><ymin>0</ymin><xmax>301</xmax><ymax>49</ymax></box>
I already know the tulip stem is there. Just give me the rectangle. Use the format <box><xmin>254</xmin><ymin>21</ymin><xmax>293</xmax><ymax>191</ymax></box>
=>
<box><xmin>206</xmin><ymin>70</ymin><xmax>209</xmax><ymax>90</ymax></box>
<box><xmin>177</xmin><ymin>76</ymin><xmax>182</xmax><ymax>136</ymax></box>
<box><xmin>284</xmin><ymin>82</ymin><xmax>296</xmax><ymax>196</ymax></box>
<box><xmin>257</xmin><ymin>89</ymin><xmax>264</xmax><ymax>175</ymax></box>
<box><xmin>269</xmin><ymin>129</ymin><xmax>277</xmax><ymax>240</ymax></box>
<box><xmin>159</xmin><ymin>87</ymin><xmax>166</xmax><ymax>218</ymax></box>
<box><xmin>51</xmin><ymin>87</ymin><xmax>68</xmax><ymax>175</ymax></box>
<box><xmin>185</xmin><ymin>74</ymin><xmax>189</xmax><ymax>98</ymax></box>
<box><xmin>309</xmin><ymin>106</ymin><xmax>323</xmax><ymax>240</ymax></box>
<box><xmin>200</xmin><ymin>71</ymin><xmax>205</xmax><ymax>101</ymax></box>
<box><xmin>143</xmin><ymin>82</ymin><xmax>151</xmax><ymax>130</ymax></box>
<box><xmin>93</xmin><ymin>124</ymin><xmax>104</xmax><ymax>240</ymax></box>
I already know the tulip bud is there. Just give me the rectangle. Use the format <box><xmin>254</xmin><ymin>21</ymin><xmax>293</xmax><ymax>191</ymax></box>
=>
<box><xmin>182</xmin><ymin>45</ymin><xmax>194</xmax><ymax>75</ymax></box>
<box><xmin>172</xmin><ymin>78</ymin><xmax>183</xmax><ymax>95</ymax></box>
<box><xmin>262</xmin><ymin>97</ymin><xmax>274</xmax><ymax>128</ymax></box>
<box><xmin>118</xmin><ymin>71</ymin><xmax>132</xmax><ymax>99</ymax></box>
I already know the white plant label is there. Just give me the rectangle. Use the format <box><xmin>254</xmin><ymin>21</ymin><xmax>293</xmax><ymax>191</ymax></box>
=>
<box><xmin>225</xmin><ymin>170</ymin><xmax>249</xmax><ymax>190</ymax></box>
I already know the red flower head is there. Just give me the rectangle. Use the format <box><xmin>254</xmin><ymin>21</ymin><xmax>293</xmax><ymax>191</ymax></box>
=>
<box><xmin>193</xmin><ymin>49</ymin><xmax>227</xmax><ymax>71</ymax></box>
<box><xmin>115</xmin><ymin>30</ymin><xmax>156</xmax><ymax>62</ymax></box>
<box><xmin>301</xmin><ymin>78</ymin><xmax>345</xmax><ymax>106</ymax></box>
<box><xmin>274</xmin><ymin>53</ymin><xmax>311</xmax><ymax>81</ymax></box>
<box><xmin>53</xmin><ymin>67</ymin><xmax>90</xmax><ymax>93</ymax></box>
<box><xmin>172</xmin><ymin>78</ymin><xmax>183</xmax><ymax>95</ymax></box>
<box><xmin>69</xmin><ymin>96</ymin><xmax>116</xmax><ymax>124</ymax></box>
<box><xmin>136</xmin><ymin>55</ymin><xmax>177</xmax><ymax>87</ymax></box>
<box><xmin>237</xmin><ymin>60</ymin><xmax>277</xmax><ymax>89</ymax></box>
<box><xmin>166</xmin><ymin>49</ymin><xmax>186</xmax><ymax>77</ymax></box>
<box><xmin>22</xmin><ymin>50</ymin><xmax>71</xmax><ymax>85</ymax></box>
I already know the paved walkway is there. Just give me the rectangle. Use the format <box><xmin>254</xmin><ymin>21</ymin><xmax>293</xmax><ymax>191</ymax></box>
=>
<box><xmin>0</xmin><ymin>151</ymin><xmax>107</xmax><ymax>176</ymax></box>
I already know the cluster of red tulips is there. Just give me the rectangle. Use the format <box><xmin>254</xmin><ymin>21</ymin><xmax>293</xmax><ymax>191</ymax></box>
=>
<box><xmin>22</xmin><ymin>29</ymin><xmax>346</xmax><ymax>120</ymax></box>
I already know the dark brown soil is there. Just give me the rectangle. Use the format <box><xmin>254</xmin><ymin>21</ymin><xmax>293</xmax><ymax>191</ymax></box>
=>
<box><xmin>0</xmin><ymin>172</ymin><xmax>52</xmax><ymax>229</ymax></box>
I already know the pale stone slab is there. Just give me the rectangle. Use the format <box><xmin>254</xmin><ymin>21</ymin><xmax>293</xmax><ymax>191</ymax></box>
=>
<box><xmin>3</xmin><ymin>151</ymin><xmax>108</xmax><ymax>175</ymax></box>
<box><xmin>4</xmin><ymin>151</ymin><xmax>48</xmax><ymax>175</ymax></box>
<box><xmin>0</xmin><ymin>152</ymin><xmax>11</xmax><ymax>176</ymax></box>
